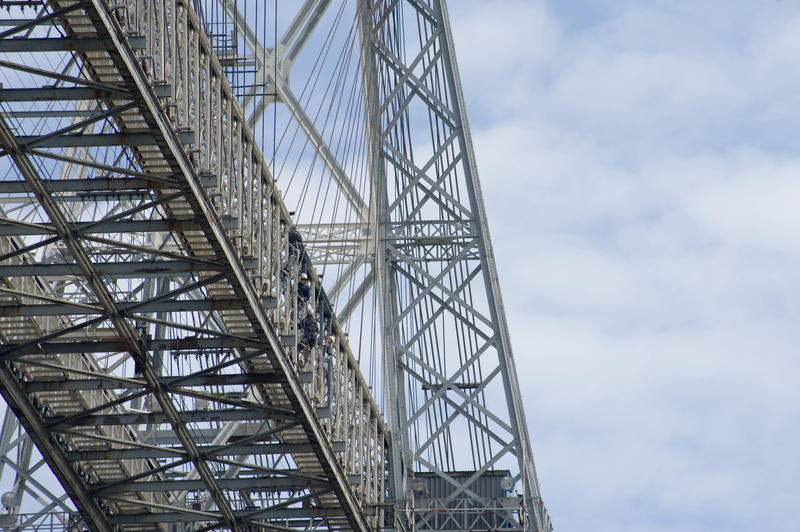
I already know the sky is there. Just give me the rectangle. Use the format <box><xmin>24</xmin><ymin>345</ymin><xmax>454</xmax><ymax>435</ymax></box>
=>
<box><xmin>446</xmin><ymin>1</ymin><xmax>800</xmax><ymax>531</ymax></box>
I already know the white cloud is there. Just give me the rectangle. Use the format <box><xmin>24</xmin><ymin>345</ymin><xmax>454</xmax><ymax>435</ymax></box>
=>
<box><xmin>449</xmin><ymin>1</ymin><xmax>800</xmax><ymax>531</ymax></box>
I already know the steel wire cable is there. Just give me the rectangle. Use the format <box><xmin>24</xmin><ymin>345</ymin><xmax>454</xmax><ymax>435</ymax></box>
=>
<box><xmin>194</xmin><ymin>5</ymin><xmax>387</xmax><ymax>487</ymax></box>
<box><xmin>300</xmin><ymin>27</ymin><xmax>365</xmax><ymax>253</ymax></box>
<box><xmin>198</xmin><ymin>1</ymin><xmax>374</xmax><ymax>358</ymax></box>
<box><xmin>272</xmin><ymin>2</ymin><xmax>348</xmax><ymax>187</ymax></box>
<box><xmin>287</xmin><ymin>14</ymin><xmax>362</xmax><ymax>235</ymax></box>
<box><xmin>258</xmin><ymin>5</ymin><xmax>379</xmax><ymax>385</ymax></box>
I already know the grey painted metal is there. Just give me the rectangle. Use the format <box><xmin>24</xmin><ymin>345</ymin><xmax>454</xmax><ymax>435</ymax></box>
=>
<box><xmin>359</xmin><ymin>0</ymin><xmax>552</xmax><ymax>530</ymax></box>
<box><xmin>47</xmin><ymin>407</ymin><xmax>291</xmax><ymax>429</ymax></box>
<box><xmin>93</xmin><ymin>475</ymin><xmax>331</xmax><ymax>495</ymax></box>
<box><xmin>13</xmin><ymin>130</ymin><xmax>195</xmax><ymax>148</ymax></box>
<box><xmin>90</xmin><ymin>1</ymin><xmax>379</xmax><ymax>527</ymax></box>
<box><xmin>109</xmin><ymin>506</ymin><xmax>350</xmax><ymax>525</ymax></box>
<box><xmin>0</xmin><ymin>216</ymin><xmax>237</xmax><ymax>235</ymax></box>
<box><xmin>0</xmin><ymin>58</ymin><xmax>131</xmax><ymax>94</ymax></box>
<box><xmin>66</xmin><ymin>441</ymin><xmax>347</xmax><ymax>461</ymax></box>
<box><xmin>0</xmin><ymin>85</ymin><xmax>169</xmax><ymax>102</ymax></box>
<box><xmin>1</xmin><ymin>336</ymin><xmax>261</xmax><ymax>357</ymax></box>
<box><xmin>0</xmin><ymin>116</ymin><xmax>113</xmax><ymax>532</ymax></box>
<box><xmin>24</xmin><ymin>372</ymin><xmax>281</xmax><ymax>392</ymax></box>
<box><xmin>0</xmin><ymin>0</ymin><xmax>386</xmax><ymax>530</ymax></box>
<box><xmin>0</xmin><ymin>297</ymin><xmax>278</xmax><ymax>317</ymax></box>
<box><xmin>0</xmin><ymin>178</ymin><xmax>178</xmax><ymax>194</ymax></box>
<box><xmin>0</xmin><ymin>1</ymin><xmax>553</xmax><ymax>530</ymax></box>
<box><xmin>0</xmin><ymin>259</ymin><xmax>223</xmax><ymax>278</ymax></box>
<box><xmin>0</xmin><ymin>36</ymin><xmax>145</xmax><ymax>52</ymax></box>
<box><xmin>0</xmin><ymin>87</ymin><xmax>130</xmax><ymax>101</ymax></box>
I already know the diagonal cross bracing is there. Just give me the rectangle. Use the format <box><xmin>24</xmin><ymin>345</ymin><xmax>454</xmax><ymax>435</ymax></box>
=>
<box><xmin>0</xmin><ymin>1</ymin><xmax>387</xmax><ymax>530</ymax></box>
<box><xmin>361</xmin><ymin>0</ymin><xmax>553</xmax><ymax>530</ymax></box>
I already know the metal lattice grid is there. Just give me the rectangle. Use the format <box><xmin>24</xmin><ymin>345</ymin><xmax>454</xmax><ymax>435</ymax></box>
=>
<box><xmin>0</xmin><ymin>1</ymin><xmax>385</xmax><ymax>530</ymax></box>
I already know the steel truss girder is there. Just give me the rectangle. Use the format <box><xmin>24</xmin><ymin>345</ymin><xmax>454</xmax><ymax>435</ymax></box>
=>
<box><xmin>0</xmin><ymin>58</ymin><xmax>129</xmax><ymax>94</ymax></box>
<box><xmin>0</xmin><ymin>2</ymin><xmax>81</xmax><ymax>39</ymax></box>
<box><xmin>2</xmin><ymin>337</ymin><xmax>260</xmax><ymax>357</ymax></box>
<box><xmin>84</xmin><ymin>2</ymin><xmax>377</xmax><ymax>528</ymax></box>
<box><xmin>47</xmin><ymin>408</ymin><xmax>292</xmax><ymax>430</ymax></box>
<box><xmin>0</xmin><ymin>87</ymin><xmax>129</xmax><ymax>102</ymax></box>
<box><xmin>0</xmin><ymin>178</ymin><xmax>178</xmax><ymax>195</ymax></box>
<box><xmin>0</xmin><ymin>1</ymin><xmax>386</xmax><ymax>530</ymax></box>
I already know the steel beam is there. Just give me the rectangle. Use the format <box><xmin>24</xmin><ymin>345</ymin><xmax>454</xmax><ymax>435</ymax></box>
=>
<box><xmin>2</xmin><ymin>337</ymin><xmax>260</xmax><ymax>358</ymax></box>
<box><xmin>0</xmin><ymin>259</ymin><xmax>222</xmax><ymax>278</ymax></box>
<box><xmin>0</xmin><ymin>58</ymin><xmax>130</xmax><ymax>94</ymax></box>
<box><xmin>0</xmin><ymin>297</ymin><xmax>276</xmax><ymax>317</ymax></box>
<box><xmin>46</xmin><ymin>408</ymin><xmax>291</xmax><ymax>429</ymax></box>
<box><xmin>14</xmin><ymin>130</ymin><xmax>194</xmax><ymax>148</ymax></box>
<box><xmin>0</xmin><ymin>36</ymin><xmax>145</xmax><ymax>53</ymax></box>
<box><xmin>0</xmin><ymin>85</ymin><xmax>170</xmax><ymax>101</ymax></box>
<box><xmin>93</xmin><ymin>475</ymin><xmax>330</xmax><ymax>495</ymax></box>
<box><xmin>0</xmin><ymin>178</ymin><xmax>179</xmax><ymax>195</ymax></box>
<box><xmin>24</xmin><ymin>373</ymin><xmax>281</xmax><ymax>393</ymax></box>
<box><xmin>110</xmin><ymin>507</ymin><xmax>348</xmax><ymax>525</ymax></box>
<box><xmin>0</xmin><ymin>87</ymin><xmax>126</xmax><ymax>102</ymax></box>
<box><xmin>0</xmin><ymin>3</ymin><xmax>81</xmax><ymax>39</ymax></box>
<box><xmin>0</xmin><ymin>217</ymin><xmax>239</xmax><ymax>236</ymax></box>
<box><xmin>66</xmin><ymin>441</ymin><xmax>346</xmax><ymax>461</ymax></box>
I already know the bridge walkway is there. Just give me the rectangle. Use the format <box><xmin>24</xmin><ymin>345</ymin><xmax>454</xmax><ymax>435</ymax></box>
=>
<box><xmin>0</xmin><ymin>1</ymin><xmax>385</xmax><ymax>530</ymax></box>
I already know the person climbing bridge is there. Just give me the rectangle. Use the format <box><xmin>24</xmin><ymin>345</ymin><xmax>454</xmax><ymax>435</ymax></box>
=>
<box><xmin>298</xmin><ymin>308</ymin><xmax>319</xmax><ymax>365</ymax></box>
<box><xmin>322</xmin><ymin>335</ymin><xmax>336</xmax><ymax>404</ymax></box>
<box><xmin>283</xmin><ymin>225</ymin><xmax>304</xmax><ymax>274</ymax></box>
<box><xmin>297</xmin><ymin>272</ymin><xmax>311</xmax><ymax>312</ymax></box>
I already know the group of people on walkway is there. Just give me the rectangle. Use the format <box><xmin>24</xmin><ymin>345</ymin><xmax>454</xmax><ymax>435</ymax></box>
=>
<box><xmin>284</xmin><ymin>225</ymin><xmax>337</xmax><ymax>404</ymax></box>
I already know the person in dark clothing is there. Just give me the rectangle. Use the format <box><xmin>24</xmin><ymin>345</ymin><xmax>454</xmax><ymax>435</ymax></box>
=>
<box><xmin>288</xmin><ymin>226</ymin><xmax>304</xmax><ymax>253</ymax></box>
<box><xmin>283</xmin><ymin>226</ymin><xmax>304</xmax><ymax>274</ymax></box>
<box><xmin>323</xmin><ymin>335</ymin><xmax>335</xmax><ymax>357</ymax></box>
<box><xmin>297</xmin><ymin>272</ymin><xmax>311</xmax><ymax>311</ymax></box>
<box><xmin>322</xmin><ymin>335</ymin><xmax>335</xmax><ymax>404</ymax></box>
<box><xmin>298</xmin><ymin>309</ymin><xmax>319</xmax><ymax>365</ymax></box>
<box><xmin>316</xmin><ymin>299</ymin><xmax>333</xmax><ymax>338</ymax></box>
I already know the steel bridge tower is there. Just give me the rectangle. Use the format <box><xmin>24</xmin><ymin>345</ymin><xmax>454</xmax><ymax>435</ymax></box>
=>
<box><xmin>0</xmin><ymin>1</ymin><xmax>551</xmax><ymax>531</ymax></box>
<box><xmin>361</xmin><ymin>3</ymin><xmax>551</xmax><ymax>531</ymax></box>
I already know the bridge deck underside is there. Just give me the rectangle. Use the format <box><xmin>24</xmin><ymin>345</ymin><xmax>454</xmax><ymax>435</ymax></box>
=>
<box><xmin>0</xmin><ymin>1</ymin><xmax>385</xmax><ymax>531</ymax></box>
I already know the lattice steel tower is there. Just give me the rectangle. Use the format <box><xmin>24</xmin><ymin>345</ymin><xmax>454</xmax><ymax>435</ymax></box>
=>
<box><xmin>0</xmin><ymin>1</ymin><xmax>551</xmax><ymax>531</ymax></box>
